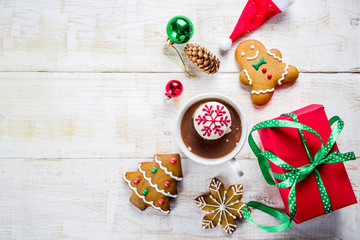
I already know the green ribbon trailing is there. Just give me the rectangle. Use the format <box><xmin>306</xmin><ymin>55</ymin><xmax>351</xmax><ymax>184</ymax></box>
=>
<box><xmin>242</xmin><ymin>113</ymin><xmax>356</xmax><ymax>232</ymax></box>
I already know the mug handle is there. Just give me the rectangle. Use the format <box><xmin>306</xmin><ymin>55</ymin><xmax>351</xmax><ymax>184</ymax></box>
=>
<box><xmin>228</xmin><ymin>158</ymin><xmax>244</xmax><ymax>177</ymax></box>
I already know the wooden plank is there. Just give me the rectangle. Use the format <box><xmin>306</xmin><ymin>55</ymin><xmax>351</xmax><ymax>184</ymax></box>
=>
<box><xmin>0</xmin><ymin>0</ymin><xmax>358</xmax><ymax>72</ymax></box>
<box><xmin>0</xmin><ymin>157</ymin><xmax>358</xmax><ymax>239</ymax></box>
<box><xmin>0</xmin><ymin>72</ymin><xmax>358</xmax><ymax>159</ymax></box>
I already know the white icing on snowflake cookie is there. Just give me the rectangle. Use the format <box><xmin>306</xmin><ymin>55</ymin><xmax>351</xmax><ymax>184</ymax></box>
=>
<box><xmin>193</xmin><ymin>101</ymin><xmax>231</xmax><ymax>140</ymax></box>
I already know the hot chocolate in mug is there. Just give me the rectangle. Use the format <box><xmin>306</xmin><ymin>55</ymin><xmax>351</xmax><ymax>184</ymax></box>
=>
<box><xmin>175</xmin><ymin>93</ymin><xmax>247</xmax><ymax>177</ymax></box>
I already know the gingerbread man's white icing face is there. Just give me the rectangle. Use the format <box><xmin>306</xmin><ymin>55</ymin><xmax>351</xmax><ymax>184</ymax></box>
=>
<box><xmin>240</xmin><ymin>44</ymin><xmax>258</xmax><ymax>60</ymax></box>
<box><xmin>237</xmin><ymin>41</ymin><xmax>270</xmax><ymax>74</ymax></box>
<box><xmin>235</xmin><ymin>39</ymin><xmax>299</xmax><ymax>106</ymax></box>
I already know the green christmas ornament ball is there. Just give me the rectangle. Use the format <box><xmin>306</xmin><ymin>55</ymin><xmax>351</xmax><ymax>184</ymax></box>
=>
<box><xmin>166</xmin><ymin>16</ymin><xmax>194</xmax><ymax>44</ymax></box>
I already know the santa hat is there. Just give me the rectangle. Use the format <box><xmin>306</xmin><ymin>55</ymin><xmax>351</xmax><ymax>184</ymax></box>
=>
<box><xmin>220</xmin><ymin>0</ymin><xmax>295</xmax><ymax>51</ymax></box>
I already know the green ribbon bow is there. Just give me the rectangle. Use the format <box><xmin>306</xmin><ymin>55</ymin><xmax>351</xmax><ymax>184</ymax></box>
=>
<box><xmin>242</xmin><ymin>113</ymin><xmax>356</xmax><ymax>232</ymax></box>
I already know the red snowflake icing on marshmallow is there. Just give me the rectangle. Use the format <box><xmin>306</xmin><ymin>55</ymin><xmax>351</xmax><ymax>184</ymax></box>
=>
<box><xmin>194</xmin><ymin>101</ymin><xmax>231</xmax><ymax>140</ymax></box>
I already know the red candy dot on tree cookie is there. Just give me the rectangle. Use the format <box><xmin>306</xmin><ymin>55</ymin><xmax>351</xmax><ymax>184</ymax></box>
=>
<box><xmin>134</xmin><ymin>177</ymin><xmax>140</xmax><ymax>184</ymax></box>
<box><xmin>262</xmin><ymin>68</ymin><xmax>267</xmax><ymax>73</ymax></box>
<box><xmin>158</xmin><ymin>198</ymin><xmax>165</xmax><ymax>205</ymax></box>
<box><xmin>170</xmin><ymin>158</ymin><xmax>177</xmax><ymax>164</ymax></box>
<box><xmin>164</xmin><ymin>181</ymin><xmax>171</xmax><ymax>187</ymax></box>
<box><xmin>267</xmin><ymin>74</ymin><xmax>272</xmax><ymax>79</ymax></box>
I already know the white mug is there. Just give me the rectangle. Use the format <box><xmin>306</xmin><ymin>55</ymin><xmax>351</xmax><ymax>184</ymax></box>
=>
<box><xmin>175</xmin><ymin>93</ymin><xmax>247</xmax><ymax>177</ymax></box>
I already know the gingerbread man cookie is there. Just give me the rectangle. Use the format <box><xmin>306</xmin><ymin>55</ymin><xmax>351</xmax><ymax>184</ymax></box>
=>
<box><xmin>235</xmin><ymin>39</ymin><xmax>299</xmax><ymax>106</ymax></box>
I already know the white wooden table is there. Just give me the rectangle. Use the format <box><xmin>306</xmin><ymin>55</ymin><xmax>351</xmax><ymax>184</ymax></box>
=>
<box><xmin>0</xmin><ymin>0</ymin><xmax>359</xmax><ymax>239</ymax></box>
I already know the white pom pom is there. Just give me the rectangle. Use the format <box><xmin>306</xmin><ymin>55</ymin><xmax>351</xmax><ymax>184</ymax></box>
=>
<box><xmin>272</xmin><ymin>0</ymin><xmax>295</xmax><ymax>11</ymax></box>
<box><xmin>220</xmin><ymin>38</ymin><xmax>232</xmax><ymax>51</ymax></box>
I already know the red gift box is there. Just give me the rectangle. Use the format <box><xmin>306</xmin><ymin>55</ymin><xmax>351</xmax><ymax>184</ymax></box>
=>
<box><xmin>258</xmin><ymin>104</ymin><xmax>357</xmax><ymax>223</ymax></box>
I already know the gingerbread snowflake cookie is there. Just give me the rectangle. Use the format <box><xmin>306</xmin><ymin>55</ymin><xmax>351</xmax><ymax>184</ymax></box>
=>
<box><xmin>123</xmin><ymin>154</ymin><xmax>182</xmax><ymax>214</ymax></box>
<box><xmin>235</xmin><ymin>39</ymin><xmax>299</xmax><ymax>106</ymax></box>
<box><xmin>194</xmin><ymin>178</ymin><xmax>247</xmax><ymax>235</ymax></box>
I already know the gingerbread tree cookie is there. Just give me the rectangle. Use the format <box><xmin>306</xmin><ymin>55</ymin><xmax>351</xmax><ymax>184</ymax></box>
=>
<box><xmin>194</xmin><ymin>178</ymin><xmax>247</xmax><ymax>235</ymax></box>
<box><xmin>123</xmin><ymin>154</ymin><xmax>183</xmax><ymax>214</ymax></box>
<box><xmin>235</xmin><ymin>39</ymin><xmax>299</xmax><ymax>106</ymax></box>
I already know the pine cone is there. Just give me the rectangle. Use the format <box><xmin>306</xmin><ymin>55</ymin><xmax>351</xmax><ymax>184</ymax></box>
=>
<box><xmin>184</xmin><ymin>43</ymin><xmax>220</xmax><ymax>74</ymax></box>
